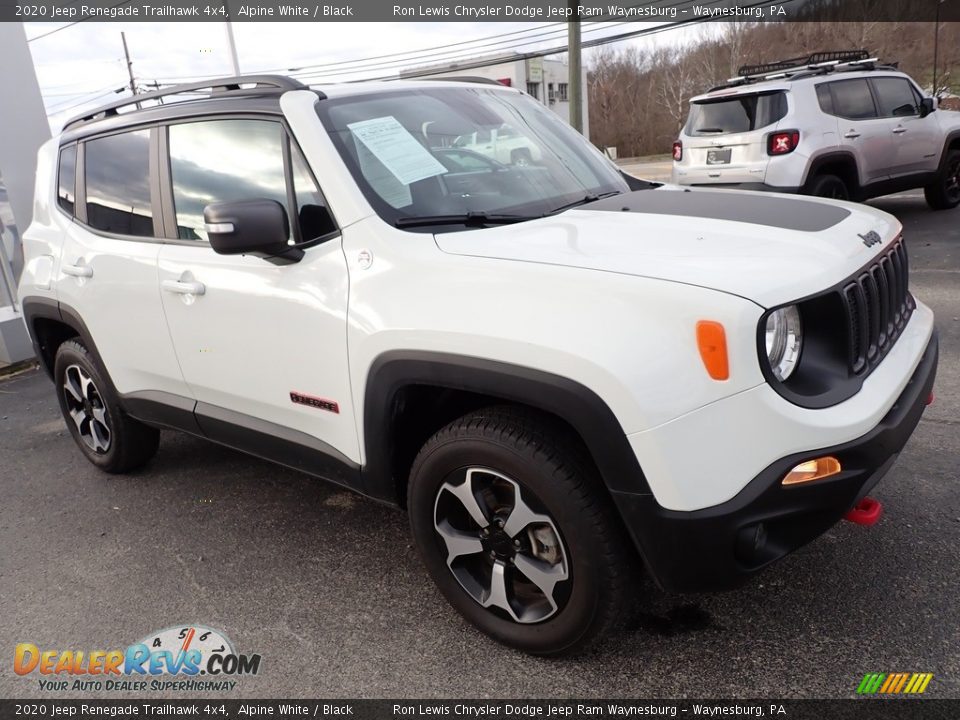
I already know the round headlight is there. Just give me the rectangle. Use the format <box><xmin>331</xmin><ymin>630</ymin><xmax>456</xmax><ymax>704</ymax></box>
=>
<box><xmin>765</xmin><ymin>305</ymin><xmax>802</xmax><ymax>381</ymax></box>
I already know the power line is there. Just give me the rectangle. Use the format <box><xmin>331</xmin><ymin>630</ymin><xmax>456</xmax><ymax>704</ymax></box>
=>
<box><xmin>285</xmin><ymin>0</ymin><xmax>703</xmax><ymax>82</ymax></box>
<box><xmin>27</xmin><ymin>0</ymin><xmax>133</xmax><ymax>43</ymax></box>
<box><xmin>147</xmin><ymin>20</ymin><xmax>606</xmax><ymax>86</ymax></box>
<box><xmin>288</xmin><ymin>21</ymin><xmax>632</xmax><ymax>82</ymax></box>
<box><xmin>45</xmin><ymin>85</ymin><xmax>127</xmax><ymax>116</ymax></box>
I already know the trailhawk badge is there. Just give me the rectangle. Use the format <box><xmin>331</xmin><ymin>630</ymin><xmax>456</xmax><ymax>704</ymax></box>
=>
<box><xmin>859</xmin><ymin>230</ymin><xmax>883</xmax><ymax>248</ymax></box>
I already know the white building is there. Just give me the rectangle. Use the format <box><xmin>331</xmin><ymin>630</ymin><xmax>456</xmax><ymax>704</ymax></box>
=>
<box><xmin>401</xmin><ymin>53</ymin><xmax>590</xmax><ymax>140</ymax></box>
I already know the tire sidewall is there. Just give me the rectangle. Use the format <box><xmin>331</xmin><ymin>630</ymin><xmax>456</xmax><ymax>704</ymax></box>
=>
<box><xmin>409</xmin><ymin>435</ymin><xmax>609</xmax><ymax>655</ymax></box>
<box><xmin>940</xmin><ymin>150</ymin><xmax>960</xmax><ymax>207</ymax></box>
<box><xmin>54</xmin><ymin>340</ymin><xmax>122</xmax><ymax>470</ymax></box>
<box><xmin>811</xmin><ymin>174</ymin><xmax>849</xmax><ymax>201</ymax></box>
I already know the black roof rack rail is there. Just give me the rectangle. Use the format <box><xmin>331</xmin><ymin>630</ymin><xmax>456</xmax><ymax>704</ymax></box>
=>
<box><xmin>402</xmin><ymin>76</ymin><xmax>507</xmax><ymax>86</ymax></box>
<box><xmin>63</xmin><ymin>75</ymin><xmax>312</xmax><ymax>130</ymax></box>
<box><xmin>737</xmin><ymin>50</ymin><xmax>870</xmax><ymax>78</ymax></box>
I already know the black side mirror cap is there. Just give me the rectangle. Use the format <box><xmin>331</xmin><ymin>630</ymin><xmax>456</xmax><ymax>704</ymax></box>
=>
<box><xmin>203</xmin><ymin>199</ymin><xmax>303</xmax><ymax>264</ymax></box>
<box><xmin>919</xmin><ymin>97</ymin><xmax>936</xmax><ymax>117</ymax></box>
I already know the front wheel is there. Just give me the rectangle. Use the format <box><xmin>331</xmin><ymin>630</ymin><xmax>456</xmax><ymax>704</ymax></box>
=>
<box><xmin>408</xmin><ymin>407</ymin><xmax>634</xmax><ymax>655</ymax></box>
<box><xmin>924</xmin><ymin>149</ymin><xmax>960</xmax><ymax>210</ymax></box>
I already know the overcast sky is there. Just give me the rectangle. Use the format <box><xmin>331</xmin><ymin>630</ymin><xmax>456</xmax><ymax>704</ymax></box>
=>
<box><xmin>24</xmin><ymin>20</ymin><xmax>698</xmax><ymax>131</ymax></box>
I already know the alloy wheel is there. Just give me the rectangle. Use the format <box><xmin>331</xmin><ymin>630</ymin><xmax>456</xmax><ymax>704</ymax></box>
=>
<box><xmin>945</xmin><ymin>158</ymin><xmax>960</xmax><ymax>203</ymax></box>
<box><xmin>62</xmin><ymin>364</ymin><xmax>112</xmax><ymax>453</ymax></box>
<box><xmin>433</xmin><ymin>467</ymin><xmax>569</xmax><ymax>624</ymax></box>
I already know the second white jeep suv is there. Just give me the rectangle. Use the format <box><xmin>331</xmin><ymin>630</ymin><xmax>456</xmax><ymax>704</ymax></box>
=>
<box><xmin>672</xmin><ymin>51</ymin><xmax>960</xmax><ymax>210</ymax></box>
<box><xmin>19</xmin><ymin>75</ymin><xmax>938</xmax><ymax>655</ymax></box>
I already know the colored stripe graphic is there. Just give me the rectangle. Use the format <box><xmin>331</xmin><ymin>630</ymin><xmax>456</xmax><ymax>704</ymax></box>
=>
<box><xmin>857</xmin><ymin>673</ymin><xmax>933</xmax><ymax>694</ymax></box>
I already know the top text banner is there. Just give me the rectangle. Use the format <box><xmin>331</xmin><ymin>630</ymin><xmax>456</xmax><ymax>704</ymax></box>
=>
<box><xmin>3</xmin><ymin>0</ymin><xmax>958</xmax><ymax>22</ymax></box>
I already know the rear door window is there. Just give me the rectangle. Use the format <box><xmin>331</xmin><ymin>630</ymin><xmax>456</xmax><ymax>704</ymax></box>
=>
<box><xmin>827</xmin><ymin>79</ymin><xmax>878</xmax><ymax>119</ymax></box>
<box><xmin>84</xmin><ymin>130</ymin><xmax>154</xmax><ymax>237</ymax></box>
<box><xmin>685</xmin><ymin>92</ymin><xmax>787</xmax><ymax>136</ymax></box>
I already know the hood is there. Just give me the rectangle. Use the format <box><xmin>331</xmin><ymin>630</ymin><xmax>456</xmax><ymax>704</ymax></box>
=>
<box><xmin>434</xmin><ymin>188</ymin><xmax>902</xmax><ymax>308</ymax></box>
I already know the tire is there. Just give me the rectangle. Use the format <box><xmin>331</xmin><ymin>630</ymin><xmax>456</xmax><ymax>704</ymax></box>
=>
<box><xmin>408</xmin><ymin>406</ymin><xmax>634</xmax><ymax>656</ymax></box>
<box><xmin>924</xmin><ymin>149</ymin><xmax>960</xmax><ymax>210</ymax></box>
<box><xmin>53</xmin><ymin>339</ymin><xmax>159</xmax><ymax>473</ymax></box>
<box><xmin>807</xmin><ymin>173</ymin><xmax>850</xmax><ymax>201</ymax></box>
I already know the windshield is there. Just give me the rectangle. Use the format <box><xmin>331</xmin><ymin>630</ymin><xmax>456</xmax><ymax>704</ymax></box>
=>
<box><xmin>316</xmin><ymin>87</ymin><xmax>629</xmax><ymax>230</ymax></box>
<box><xmin>685</xmin><ymin>91</ymin><xmax>788</xmax><ymax>136</ymax></box>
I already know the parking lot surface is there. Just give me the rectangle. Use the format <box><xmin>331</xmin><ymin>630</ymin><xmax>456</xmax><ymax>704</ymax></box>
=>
<box><xmin>1</xmin><ymin>191</ymin><xmax>957</xmax><ymax>699</ymax></box>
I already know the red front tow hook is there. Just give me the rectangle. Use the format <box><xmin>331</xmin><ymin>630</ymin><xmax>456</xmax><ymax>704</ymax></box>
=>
<box><xmin>926</xmin><ymin>392</ymin><xmax>935</xmax><ymax>406</ymax></box>
<box><xmin>845</xmin><ymin>497</ymin><xmax>883</xmax><ymax>526</ymax></box>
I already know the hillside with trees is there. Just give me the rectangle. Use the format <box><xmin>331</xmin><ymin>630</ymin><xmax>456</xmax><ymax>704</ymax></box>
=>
<box><xmin>588</xmin><ymin>21</ymin><xmax>960</xmax><ymax>158</ymax></box>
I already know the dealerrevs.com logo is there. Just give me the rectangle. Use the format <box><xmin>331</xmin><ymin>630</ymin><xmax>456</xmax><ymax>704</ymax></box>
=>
<box><xmin>14</xmin><ymin>625</ymin><xmax>261</xmax><ymax>693</ymax></box>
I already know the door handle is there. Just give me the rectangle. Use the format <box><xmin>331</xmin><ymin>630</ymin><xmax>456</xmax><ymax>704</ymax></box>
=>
<box><xmin>843</xmin><ymin>131</ymin><xmax>861</xmax><ymax>139</ymax></box>
<box><xmin>892</xmin><ymin>127</ymin><xmax>907</xmax><ymax>134</ymax></box>
<box><xmin>62</xmin><ymin>264</ymin><xmax>93</xmax><ymax>278</ymax></box>
<box><xmin>162</xmin><ymin>279</ymin><xmax>206</xmax><ymax>296</ymax></box>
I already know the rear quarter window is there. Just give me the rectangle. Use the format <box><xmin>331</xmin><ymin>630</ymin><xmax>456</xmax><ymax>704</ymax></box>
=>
<box><xmin>84</xmin><ymin>129</ymin><xmax>154</xmax><ymax>237</ymax></box>
<box><xmin>57</xmin><ymin>145</ymin><xmax>77</xmax><ymax>216</ymax></box>
<box><xmin>685</xmin><ymin>91</ymin><xmax>788</xmax><ymax>136</ymax></box>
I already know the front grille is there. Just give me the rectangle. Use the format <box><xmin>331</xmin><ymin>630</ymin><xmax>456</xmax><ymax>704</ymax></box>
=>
<box><xmin>841</xmin><ymin>239</ymin><xmax>913</xmax><ymax>374</ymax></box>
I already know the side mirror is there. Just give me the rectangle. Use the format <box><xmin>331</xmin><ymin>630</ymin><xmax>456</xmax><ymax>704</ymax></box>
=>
<box><xmin>203</xmin><ymin>199</ymin><xmax>303</xmax><ymax>264</ymax></box>
<box><xmin>919</xmin><ymin>97</ymin><xmax>936</xmax><ymax>118</ymax></box>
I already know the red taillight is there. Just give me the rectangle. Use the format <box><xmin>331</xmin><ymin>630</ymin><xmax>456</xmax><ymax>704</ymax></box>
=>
<box><xmin>672</xmin><ymin>141</ymin><xmax>683</xmax><ymax>161</ymax></box>
<box><xmin>768</xmin><ymin>130</ymin><xmax>800</xmax><ymax>156</ymax></box>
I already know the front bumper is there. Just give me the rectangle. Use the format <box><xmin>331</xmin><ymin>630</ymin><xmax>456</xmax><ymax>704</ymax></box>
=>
<box><xmin>615</xmin><ymin>330</ymin><xmax>938</xmax><ymax>593</ymax></box>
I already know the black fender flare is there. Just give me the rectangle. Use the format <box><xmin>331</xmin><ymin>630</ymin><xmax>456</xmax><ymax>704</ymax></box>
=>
<box><xmin>936</xmin><ymin>129</ymin><xmax>960</xmax><ymax>173</ymax></box>
<box><xmin>802</xmin><ymin>150</ymin><xmax>861</xmax><ymax>191</ymax></box>
<box><xmin>360</xmin><ymin>351</ymin><xmax>653</xmax><ymax>504</ymax></box>
<box><xmin>21</xmin><ymin>298</ymin><xmax>114</xmax><ymax>394</ymax></box>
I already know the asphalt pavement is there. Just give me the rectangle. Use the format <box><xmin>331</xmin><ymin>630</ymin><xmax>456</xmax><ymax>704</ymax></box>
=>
<box><xmin>0</xmin><ymin>190</ymin><xmax>957</xmax><ymax>700</ymax></box>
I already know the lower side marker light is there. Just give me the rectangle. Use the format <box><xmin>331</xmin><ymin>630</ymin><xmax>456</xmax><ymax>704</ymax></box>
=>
<box><xmin>782</xmin><ymin>456</ymin><xmax>841</xmax><ymax>485</ymax></box>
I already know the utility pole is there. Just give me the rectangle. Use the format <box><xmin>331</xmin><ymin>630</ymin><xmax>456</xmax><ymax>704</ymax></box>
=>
<box><xmin>567</xmin><ymin>0</ymin><xmax>583</xmax><ymax>134</ymax></box>
<box><xmin>224</xmin><ymin>11</ymin><xmax>241</xmax><ymax>75</ymax></box>
<box><xmin>932</xmin><ymin>0</ymin><xmax>945</xmax><ymax>98</ymax></box>
<box><xmin>121</xmin><ymin>32</ymin><xmax>141</xmax><ymax>108</ymax></box>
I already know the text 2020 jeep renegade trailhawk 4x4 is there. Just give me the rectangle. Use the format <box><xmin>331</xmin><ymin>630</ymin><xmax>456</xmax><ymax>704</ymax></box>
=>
<box><xmin>19</xmin><ymin>75</ymin><xmax>938</xmax><ymax>655</ymax></box>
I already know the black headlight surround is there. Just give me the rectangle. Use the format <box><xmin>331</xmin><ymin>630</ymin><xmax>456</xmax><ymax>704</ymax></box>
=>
<box><xmin>757</xmin><ymin>237</ymin><xmax>914</xmax><ymax>409</ymax></box>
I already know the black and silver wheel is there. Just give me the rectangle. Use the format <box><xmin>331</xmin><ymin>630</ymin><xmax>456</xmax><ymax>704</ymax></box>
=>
<box><xmin>54</xmin><ymin>339</ymin><xmax>159</xmax><ymax>473</ymax></box>
<box><xmin>924</xmin><ymin>149</ymin><xmax>960</xmax><ymax>210</ymax></box>
<box><xmin>434</xmin><ymin>467</ymin><xmax>570</xmax><ymax>624</ymax></box>
<box><xmin>808</xmin><ymin>173</ymin><xmax>850</xmax><ymax>201</ymax></box>
<box><xmin>62</xmin><ymin>363</ymin><xmax>112</xmax><ymax>454</ymax></box>
<box><xmin>409</xmin><ymin>407</ymin><xmax>634</xmax><ymax>655</ymax></box>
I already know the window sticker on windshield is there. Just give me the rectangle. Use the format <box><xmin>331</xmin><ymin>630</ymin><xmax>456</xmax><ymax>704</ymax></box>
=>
<box><xmin>354</xmin><ymin>140</ymin><xmax>412</xmax><ymax>209</ymax></box>
<box><xmin>347</xmin><ymin>116</ymin><xmax>447</xmax><ymax>186</ymax></box>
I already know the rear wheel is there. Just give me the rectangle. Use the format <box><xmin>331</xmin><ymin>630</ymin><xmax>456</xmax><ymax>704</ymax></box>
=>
<box><xmin>408</xmin><ymin>406</ymin><xmax>634</xmax><ymax>655</ymax></box>
<box><xmin>54</xmin><ymin>339</ymin><xmax>159</xmax><ymax>473</ymax></box>
<box><xmin>924</xmin><ymin>149</ymin><xmax>960</xmax><ymax>210</ymax></box>
<box><xmin>808</xmin><ymin>173</ymin><xmax>850</xmax><ymax>201</ymax></box>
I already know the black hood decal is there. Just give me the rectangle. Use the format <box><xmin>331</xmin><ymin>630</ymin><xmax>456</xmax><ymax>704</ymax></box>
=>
<box><xmin>586</xmin><ymin>189</ymin><xmax>851</xmax><ymax>232</ymax></box>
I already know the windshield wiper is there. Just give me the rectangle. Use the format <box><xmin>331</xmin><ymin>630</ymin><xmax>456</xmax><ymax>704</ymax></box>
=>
<box><xmin>548</xmin><ymin>190</ymin><xmax>623</xmax><ymax>215</ymax></box>
<box><xmin>696</xmin><ymin>127</ymin><xmax>726</xmax><ymax>133</ymax></box>
<box><xmin>395</xmin><ymin>212</ymin><xmax>539</xmax><ymax>229</ymax></box>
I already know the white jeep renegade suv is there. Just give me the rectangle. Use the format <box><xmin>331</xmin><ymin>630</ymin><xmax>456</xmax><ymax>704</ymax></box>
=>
<box><xmin>19</xmin><ymin>75</ymin><xmax>938</xmax><ymax>655</ymax></box>
<box><xmin>672</xmin><ymin>51</ymin><xmax>960</xmax><ymax>209</ymax></box>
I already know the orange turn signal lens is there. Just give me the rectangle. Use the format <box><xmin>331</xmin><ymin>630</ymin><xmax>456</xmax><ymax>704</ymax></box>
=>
<box><xmin>782</xmin><ymin>456</ymin><xmax>842</xmax><ymax>486</ymax></box>
<box><xmin>696</xmin><ymin>321</ymin><xmax>729</xmax><ymax>380</ymax></box>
